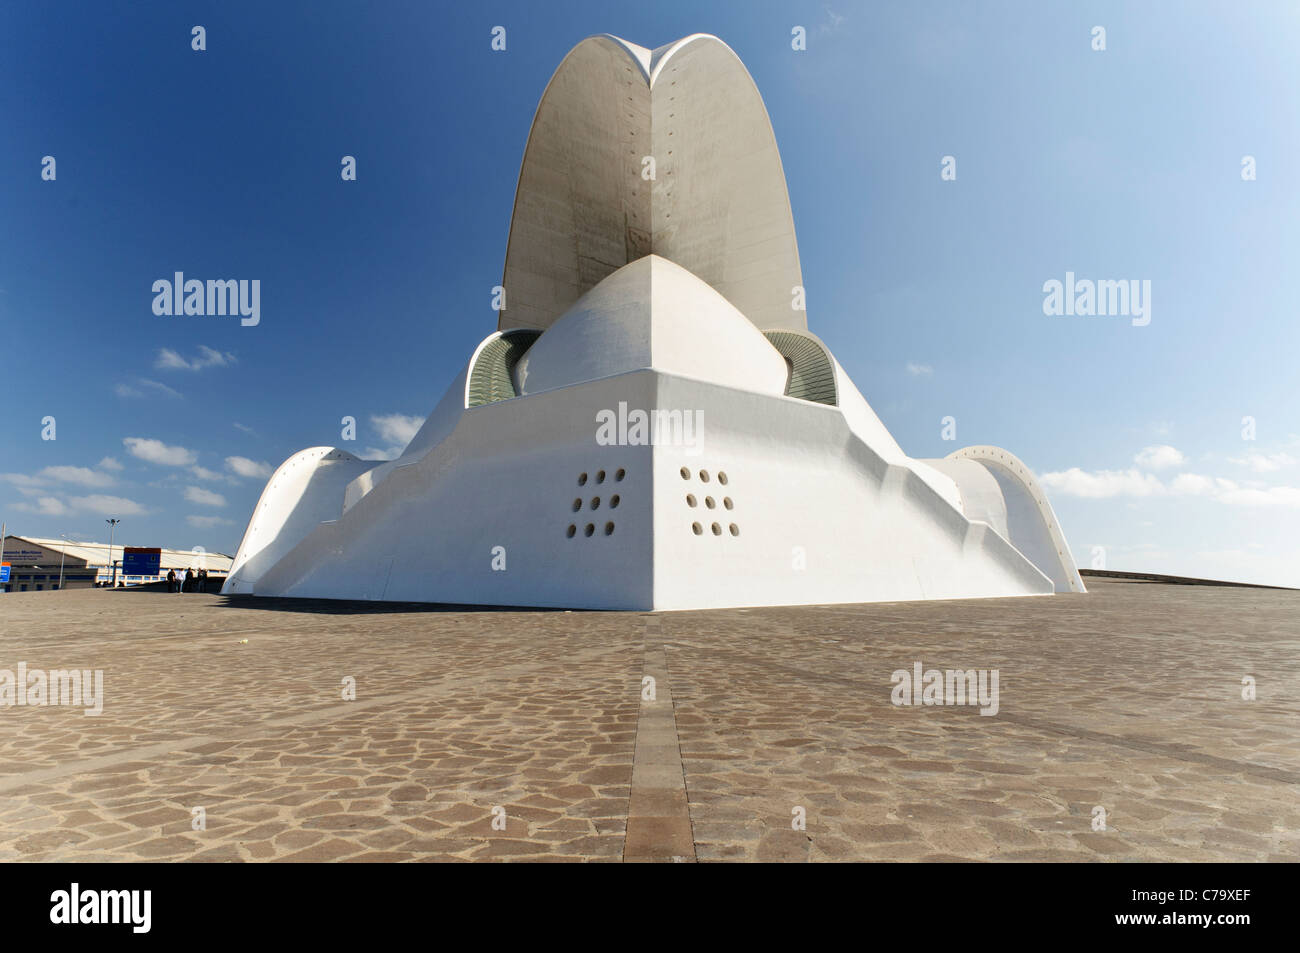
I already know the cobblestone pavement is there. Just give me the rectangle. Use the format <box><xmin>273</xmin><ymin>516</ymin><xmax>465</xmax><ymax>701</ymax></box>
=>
<box><xmin>0</xmin><ymin>579</ymin><xmax>1296</xmax><ymax>862</ymax></box>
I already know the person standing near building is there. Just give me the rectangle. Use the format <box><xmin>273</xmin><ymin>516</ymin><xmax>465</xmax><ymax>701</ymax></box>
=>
<box><xmin>184</xmin><ymin>568</ymin><xmax>194</xmax><ymax>593</ymax></box>
<box><xmin>166</xmin><ymin>569</ymin><xmax>176</xmax><ymax>593</ymax></box>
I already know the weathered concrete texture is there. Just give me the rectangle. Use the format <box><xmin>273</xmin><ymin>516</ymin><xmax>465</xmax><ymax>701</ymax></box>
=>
<box><xmin>0</xmin><ymin>579</ymin><xmax>1296</xmax><ymax>862</ymax></box>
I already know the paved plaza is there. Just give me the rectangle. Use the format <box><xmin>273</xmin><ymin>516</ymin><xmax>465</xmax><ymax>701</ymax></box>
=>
<box><xmin>0</xmin><ymin>579</ymin><xmax>1296</xmax><ymax>862</ymax></box>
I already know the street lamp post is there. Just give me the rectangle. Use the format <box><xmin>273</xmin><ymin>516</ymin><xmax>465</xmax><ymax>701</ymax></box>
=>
<box><xmin>105</xmin><ymin>518</ymin><xmax>121</xmax><ymax>588</ymax></box>
<box><xmin>58</xmin><ymin>533</ymin><xmax>79</xmax><ymax>591</ymax></box>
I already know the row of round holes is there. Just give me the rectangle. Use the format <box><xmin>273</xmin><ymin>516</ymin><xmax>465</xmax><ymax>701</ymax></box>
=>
<box><xmin>573</xmin><ymin>495</ymin><xmax>620</xmax><ymax>512</ymax></box>
<box><xmin>686</xmin><ymin>494</ymin><xmax>732</xmax><ymax>511</ymax></box>
<box><xmin>567</xmin><ymin>522</ymin><xmax>615</xmax><ymax>538</ymax></box>
<box><xmin>579</xmin><ymin>468</ymin><xmax>625</xmax><ymax>486</ymax></box>
<box><xmin>680</xmin><ymin>467</ymin><xmax>728</xmax><ymax>485</ymax></box>
<box><xmin>693</xmin><ymin>522</ymin><xmax>740</xmax><ymax>537</ymax></box>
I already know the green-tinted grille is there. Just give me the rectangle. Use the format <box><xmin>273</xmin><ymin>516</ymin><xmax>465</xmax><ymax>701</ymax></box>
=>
<box><xmin>467</xmin><ymin>331</ymin><xmax>541</xmax><ymax>407</ymax></box>
<box><xmin>763</xmin><ymin>331</ymin><xmax>837</xmax><ymax>405</ymax></box>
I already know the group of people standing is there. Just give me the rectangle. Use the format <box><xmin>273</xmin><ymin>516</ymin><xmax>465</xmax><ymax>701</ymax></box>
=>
<box><xmin>165</xmin><ymin>568</ymin><xmax>209</xmax><ymax>593</ymax></box>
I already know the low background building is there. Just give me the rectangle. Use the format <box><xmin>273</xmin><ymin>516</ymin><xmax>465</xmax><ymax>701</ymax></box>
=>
<box><xmin>0</xmin><ymin>535</ymin><xmax>233</xmax><ymax>592</ymax></box>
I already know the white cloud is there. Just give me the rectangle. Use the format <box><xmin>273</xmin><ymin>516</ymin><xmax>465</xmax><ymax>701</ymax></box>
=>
<box><xmin>367</xmin><ymin>413</ymin><xmax>423</xmax><ymax>460</ymax></box>
<box><xmin>1134</xmin><ymin>445</ymin><xmax>1185</xmax><ymax>470</ymax></box>
<box><xmin>1227</xmin><ymin>451</ymin><xmax>1296</xmax><ymax>473</ymax></box>
<box><xmin>1168</xmin><ymin>473</ymin><xmax>1215</xmax><ymax>495</ymax></box>
<box><xmin>97</xmin><ymin>457</ymin><xmax>124</xmax><ymax>471</ymax></box>
<box><xmin>124</xmin><ymin>437</ymin><xmax>197</xmax><ymax>467</ymax></box>
<box><xmin>38</xmin><ymin>465</ymin><xmax>114</xmax><ymax>488</ymax></box>
<box><xmin>372</xmin><ymin>413</ymin><xmax>422</xmax><ymax>446</ymax></box>
<box><xmin>233</xmin><ymin>422</ymin><xmax>256</xmax><ymax>435</ymax></box>
<box><xmin>1039</xmin><ymin>468</ymin><xmax>1165</xmax><ymax>498</ymax></box>
<box><xmin>1215</xmin><ymin>485</ymin><xmax>1300</xmax><ymax>507</ymax></box>
<box><xmin>184</xmin><ymin>486</ymin><xmax>226</xmax><ymax>507</ymax></box>
<box><xmin>155</xmin><ymin>345</ymin><xmax>236</xmax><ymax>371</ymax></box>
<box><xmin>906</xmin><ymin>362</ymin><xmax>933</xmax><ymax>376</ymax></box>
<box><xmin>13</xmin><ymin>496</ymin><xmax>69</xmax><ymax>516</ymax></box>
<box><xmin>1044</xmin><ymin>462</ymin><xmax>1300</xmax><ymax>509</ymax></box>
<box><xmin>0</xmin><ymin>472</ymin><xmax>44</xmax><ymax>488</ymax></box>
<box><xmin>189</xmin><ymin>465</ymin><xmax>224</xmax><ymax>481</ymax></box>
<box><xmin>226</xmin><ymin>456</ymin><xmax>273</xmax><ymax>479</ymax></box>
<box><xmin>186</xmin><ymin>515</ymin><xmax>234</xmax><ymax>528</ymax></box>
<box><xmin>67</xmin><ymin>494</ymin><xmax>148</xmax><ymax>516</ymax></box>
<box><xmin>115</xmin><ymin>378</ymin><xmax>183</xmax><ymax>400</ymax></box>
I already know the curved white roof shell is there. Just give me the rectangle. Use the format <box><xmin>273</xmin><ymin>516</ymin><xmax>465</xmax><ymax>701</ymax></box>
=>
<box><xmin>501</xmin><ymin>34</ymin><xmax>806</xmax><ymax>334</ymax></box>
<box><xmin>515</xmin><ymin>255</ymin><xmax>789</xmax><ymax>398</ymax></box>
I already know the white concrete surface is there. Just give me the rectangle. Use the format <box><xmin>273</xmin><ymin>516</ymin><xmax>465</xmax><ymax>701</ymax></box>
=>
<box><xmin>223</xmin><ymin>34</ymin><xmax>1082</xmax><ymax>610</ymax></box>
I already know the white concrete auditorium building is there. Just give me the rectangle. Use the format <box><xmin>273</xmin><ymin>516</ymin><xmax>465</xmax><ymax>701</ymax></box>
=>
<box><xmin>224</xmin><ymin>34</ymin><xmax>1084</xmax><ymax>610</ymax></box>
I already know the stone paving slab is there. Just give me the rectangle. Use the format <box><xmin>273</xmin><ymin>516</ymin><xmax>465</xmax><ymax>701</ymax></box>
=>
<box><xmin>0</xmin><ymin>579</ymin><xmax>1296</xmax><ymax>862</ymax></box>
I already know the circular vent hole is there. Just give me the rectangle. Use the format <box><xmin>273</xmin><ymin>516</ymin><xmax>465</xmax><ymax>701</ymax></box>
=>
<box><xmin>723</xmin><ymin>497</ymin><xmax>733</xmax><ymax>510</ymax></box>
<box><xmin>578</xmin><ymin>473</ymin><xmax>588</xmax><ymax>486</ymax></box>
<box><xmin>699</xmin><ymin>470</ymin><xmax>710</xmax><ymax>483</ymax></box>
<box><xmin>590</xmin><ymin>497</ymin><xmax>600</xmax><ymax>510</ymax></box>
<box><xmin>584</xmin><ymin>524</ymin><xmax>595</xmax><ymax>537</ymax></box>
<box><xmin>718</xmin><ymin>471</ymin><xmax>729</xmax><ymax>485</ymax></box>
<box><xmin>686</xmin><ymin>494</ymin><xmax>697</xmax><ymax>507</ymax></box>
<box><xmin>566</xmin><ymin>525</ymin><xmax>576</xmax><ymax>538</ymax></box>
<box><xmin>691</xmin><ymin>522</ymin><xmax>703</xmax><ymax>535</ymax></box>
<box><xmin>680</xmin><ymin>467</ymin><xmax>690</xmax><ymax>480</ymax></box>
<box><xmin>616</xmin><ymin>468</ymin><xmax>626</xmax><ymax>481</ymax></box>
<box><xmin>610</xmin><ymin>494</ymin><xmax>620</xmax><ymax>508</ymax></box>
<box><xmin>705</xmin><ymin>497</ymin><xmax>716</xmax><ymax>509</ymax></box>
<box><xmin>604</xmin><ymin>522</ymin><xmax>615</xmax><ymax>536</ymax></box>
<box><xmin>596</xmin><ymin>470</ymin><xmax>606</xmax><ymax>483</ymax></box>
<box><xmin>729</xmin><ymin>523</ymin><xmax>739</xmax><ymax>537</ymax></box>
<box><xmin>710</xmin><ymin>522</ymin><xmax>722</xmax><ymax>536</ymax></box>
<box><xmin>572</xmin><ymin>498</ymin><xmax>582</xmax><ymax>512</ymax></box>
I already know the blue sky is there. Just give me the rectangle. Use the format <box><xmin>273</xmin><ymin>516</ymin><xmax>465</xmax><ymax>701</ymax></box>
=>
<box><xmin>2</xmin><ymin>1</ymin><xmax>1298</xmax><ymax>585</ymax></box>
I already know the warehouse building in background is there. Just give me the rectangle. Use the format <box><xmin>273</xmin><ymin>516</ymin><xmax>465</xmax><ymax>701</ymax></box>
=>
<box><xmin>0</xmin><ymin>535</ymin><xmax>233</xmax><ymax>592</ymax></box>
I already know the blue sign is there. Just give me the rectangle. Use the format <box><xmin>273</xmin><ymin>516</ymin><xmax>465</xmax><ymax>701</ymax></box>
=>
<box><xmin>0</xmin><ymin>564</ymin><xmax>9</xmax><ymax>583</ymax></box>
<box><xmin>122</xmin><ymin>549</ymin><xmax>161</xmax><ymax>575</ymax></box>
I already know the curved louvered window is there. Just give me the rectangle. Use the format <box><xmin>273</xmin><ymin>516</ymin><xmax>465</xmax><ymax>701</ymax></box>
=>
<box><xmin>763</xmin><ymin>331</ymin><xmax>837</xmax><ymax>405</ymax></box>
<box><xmin>467</xmin><ymin>331</ymin><xmax>541</xmax><ymax>407</ymax></box>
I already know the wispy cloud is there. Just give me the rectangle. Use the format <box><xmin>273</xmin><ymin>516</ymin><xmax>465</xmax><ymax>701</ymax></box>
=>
<box><xmin>1039</xmin><ymin>468</ymin><xmax>1165</xmax><ymax>499</ymax></box>
<box><xmin>70</xmin><ymin>494</ymin><xmax>148</xmax><ymax>516</ymax></box>
<box><xmin>124</xmin><ymin>437</ymin><xmax>197</xmax><ymax>466</ymax></box>
<box><xmin>13</xmin><ymin>495</ymin><xmax>69</xmax><ymax>516</ymax></box>
<box><xmin>155</xmin><ymin>345</ymin><xmax>236</xmax><ymax>371</ymax></box>
<box><xmin>1227</xmin><ymin>451</ymin><xmax>1296</xmax><ymax>473</ymax></box>
<box><xmin>16</xmin><ymin>493</ymin><xmax>149</xmax><ymax>517</ymax></box>
<box><xmin>183</xmin><ymin>485</ymin><xmax>226</xmax><ymax>507</ymax></box>
<box><xmin>116</xmin><ymin>378</ymin><xmax>184</xmax><ymax>400</ymax></box>
<box><xmin>906</xmin><ymin>362</ymin><xmax>933</xmax><ymax>377</ymax></box>
<box><xmin>226</xmin><ymin>456</ymin><xmax>272</xmax><ymax>479</ymax></box>
<box><xmin>186</xmin><ymin>515</ymin><xmax>234</xmax><ymax>528</ymax></box>
<box><xmin>1042</xmin><ymin>461</ymin><xmax>1300</xmax><ymax>508</ymax></box>
<box><xmin>1133</xmin><ymin>445</ymin><xmax>1185</xmax><ymax>470</ymax></box>
<box><xmin>37</xmin><ymin>465</ymin><xmax>115</xmax><ymax>488</ymax></box>
<box><xmin>365</xmin><ymin>413</ymin><xmax>422</xmax><ymax>460</ymax></box>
